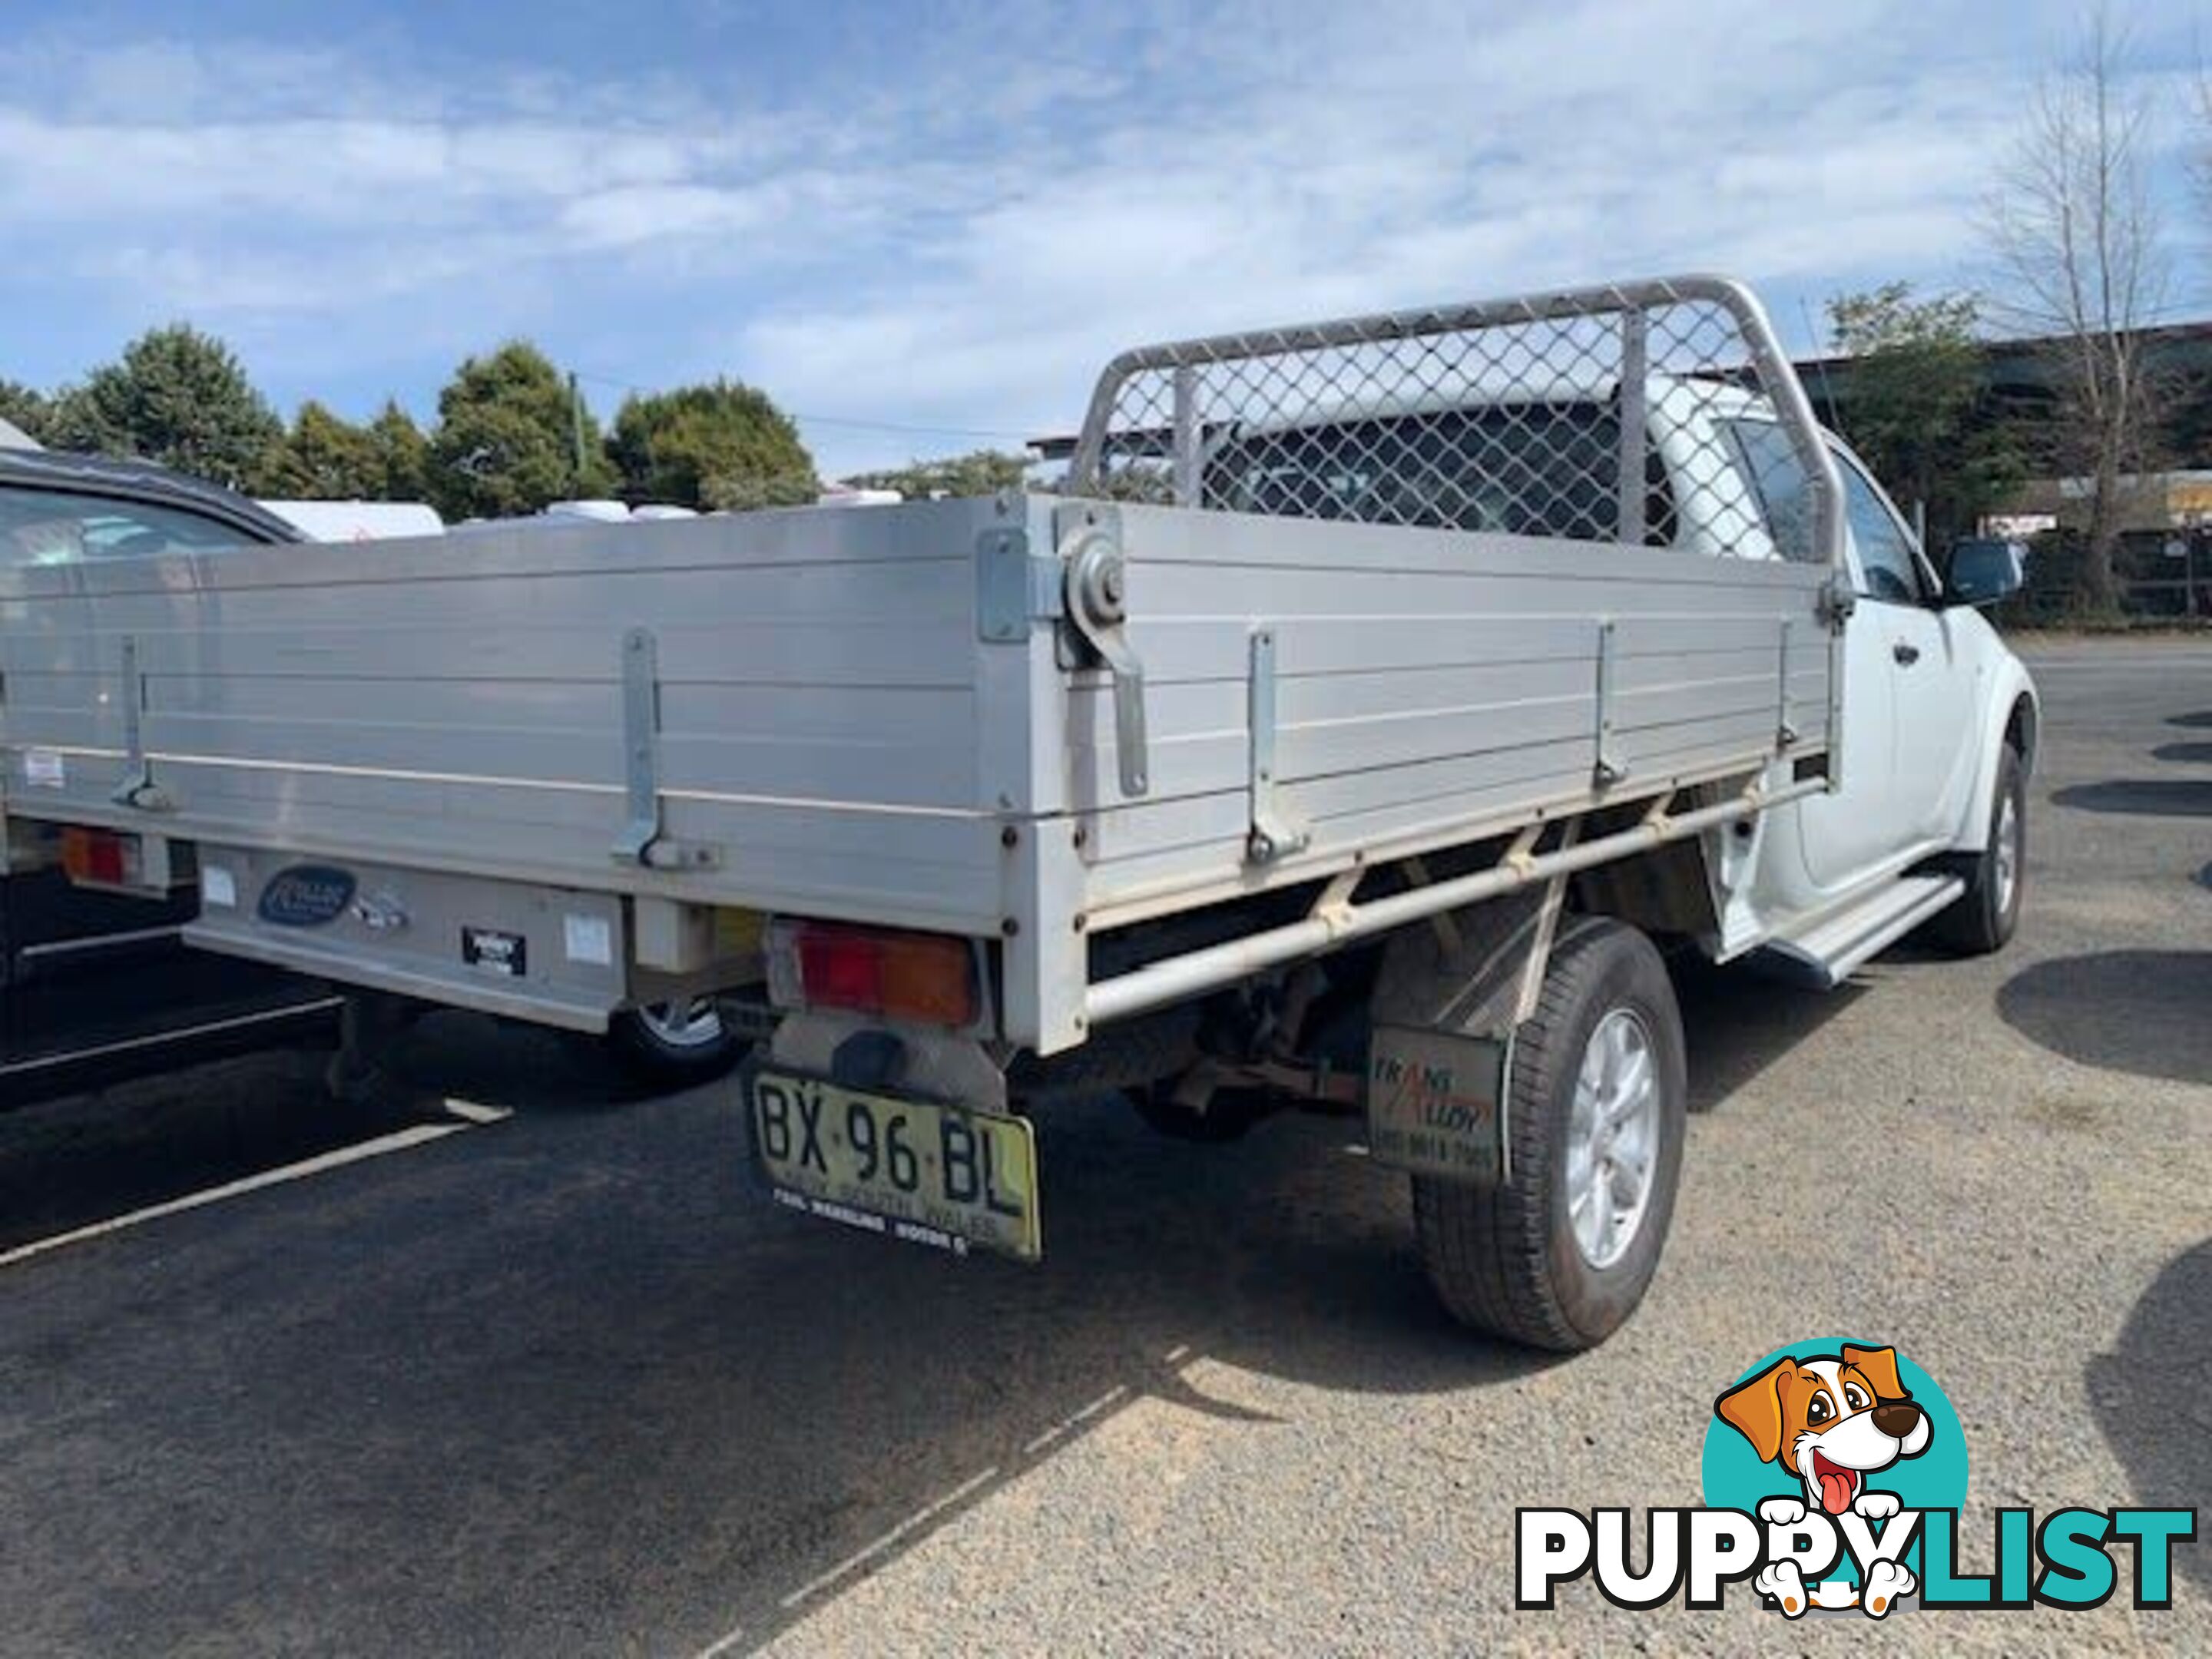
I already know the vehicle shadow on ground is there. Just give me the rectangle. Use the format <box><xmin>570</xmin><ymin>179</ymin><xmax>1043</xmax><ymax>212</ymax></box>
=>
<box><xmin>1670</xmin><ymin>955</ymin><xmax>1863</xmax><ymax>1113</ymax></box>
<box><xmin>2152</xmin><ymin>740</ymin><xmax>2212</xmax><ymax>765</ymax></box>
<box><xmin>2085</xmin><ymin>1235</ymin><xmax>2212</xmax><ymax>1595</ymax></box>
<box><xmin>2166</xmin><ymin>710</ymin><xmax>2212</xmax><ymax>729</ymax></box>
<box><xmin>2050</xmin><ymin>779</ymin><xmax>2212</xmax><ymax>817</ymax></box>
<box><xmin>425</xmin><ymin>977</ymin><xmax>1877</xmax><ymax>1650</ymax></box>
<box><xmin>0</xmin><ymin>1081</ymin><xmax>1543</xmax><ymax>1655</ymax></box>
<box><xmin>1997</xmin><ymin>950</ymin><xmax>2212</xmax><ymax>1085</ymax></box>
<box><xmin>0</xmin><ymin>1012</ymin><xmax>642</xmax><ymax>1254</ymax></box>
<box><xmin>0</xmin><ymin>976</ymin><xmax>1864</xmax><ymax>1655</ymax></box>
<box><xmin>0</xmin><ymin>1048</ymin><xmax>446</xmax><ymax>1253</ymax></box>
<box><xmin>396</xmin><ymin>1007</ymin><xmax>697</xmax><ymax>1110</ymax></box>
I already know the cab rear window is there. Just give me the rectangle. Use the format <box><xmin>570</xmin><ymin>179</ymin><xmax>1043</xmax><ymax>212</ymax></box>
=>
<box><xmin>1722</xmin><ymin>419</ymin><xmax>1820</xmax><ymax>563</ymax></box>
<box><xmin>1204</xmin><ymin>402</ymin><xmax>1679</xmax><ymax>545</ymax></box>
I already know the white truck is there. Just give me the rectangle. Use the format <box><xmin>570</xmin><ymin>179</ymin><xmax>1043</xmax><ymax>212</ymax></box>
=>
<box><xmin>0</xmin><ymin>276</ymin><xmax>2035</xmax><ymax>1349</ymax></box>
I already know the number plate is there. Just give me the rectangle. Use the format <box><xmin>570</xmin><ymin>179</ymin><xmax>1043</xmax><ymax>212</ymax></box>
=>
<box><xmin>750</xmin><ymin>1071</ymin><xmax>1041</xmax><ymax>1262</ymax></box>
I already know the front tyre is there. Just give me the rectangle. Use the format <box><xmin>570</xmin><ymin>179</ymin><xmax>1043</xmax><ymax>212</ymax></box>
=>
<box><xmin>1929</xmin><ymin>744</ymin><xmax>2025</xmax><ymax>955</ymax></box>
<box><xmin>1412</xmin><ymin>917</ymin><xmax>1687</xmax><ymax>1352</ymax></box>
<box><xmin>605</xmin><ymin>998</ymin><xmax>750</xmax><ymax>1088</ymax></box>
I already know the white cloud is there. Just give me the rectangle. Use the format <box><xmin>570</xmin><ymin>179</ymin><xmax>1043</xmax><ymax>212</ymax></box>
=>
<box><xmin>0</xmin><ymin>0</ymin><xmax>2190</xmax><ymax>472</ymax></box>
<box><xmin>739</xmin><ymin>0</ymin><xmax>2092</xmax><ymax>470</ymax></box>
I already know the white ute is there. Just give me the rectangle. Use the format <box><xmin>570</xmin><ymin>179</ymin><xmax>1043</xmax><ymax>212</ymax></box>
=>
<box><xmin>0</xmin><ymin>276</ymin><xmax>2035</xmax><ymax>1349</ymax></box>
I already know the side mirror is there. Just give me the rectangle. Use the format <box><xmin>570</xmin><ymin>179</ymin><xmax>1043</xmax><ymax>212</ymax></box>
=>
<box><xmin>1943</xmin><ymin>538</ymin><xmax>2025</xmax><ymax>608</ymax></box>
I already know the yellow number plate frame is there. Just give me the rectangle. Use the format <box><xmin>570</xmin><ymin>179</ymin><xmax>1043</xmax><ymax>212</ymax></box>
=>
<box><xmin>750</xmin><ymin>1071</ymin><xmax>1042</xmax><ymax>1262</ymax></box>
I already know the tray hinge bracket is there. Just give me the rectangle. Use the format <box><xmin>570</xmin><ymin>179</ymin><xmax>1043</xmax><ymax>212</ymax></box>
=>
<box><xmin>1056</xmin><ymin>505</ymin><xmax>1149</xmax><ymax>797</ymax></box>
<box><xmin>614</xmin><ymin>627</ymin><xmax>720</xmax><ymax>871</ymax></box>
<box><xmin>110</xmin><ymin>634</ymin><xmax>174</xmax><ymax>811</ymax></box>
<box><xmin>1817</xmin><ymin>572</ymin><xmax>1857</xmax><ymax>632</ymax></box>
<box><xmin>976</xmin><ymin>524</ymin><xmax>1061</xmax><ymax>641</ymax></box>
<box><xmin>1776</xmin><ymin>617</ymin><xmax>1799</xmax><ymax>750</ymax></box>
<box><xmin>1247</xmin><ymin>628</ymin><xmax>1308</xmax><ymax>864</ymax></box>
<box><xmin>1592</xmin><ymin>618</ymin><xmax>1625</xmax><ymax>790</ymax></box>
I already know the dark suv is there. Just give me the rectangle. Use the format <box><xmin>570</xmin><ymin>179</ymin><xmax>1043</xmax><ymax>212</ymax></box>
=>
<box><xmin>0</xmin><ymin>448</ymin><xmax>346</xmax><ymax>1104</ymax></box>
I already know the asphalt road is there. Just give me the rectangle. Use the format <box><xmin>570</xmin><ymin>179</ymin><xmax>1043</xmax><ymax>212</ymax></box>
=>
<box><xmin>0</xmin><ymin>637</ymin><xmax>2205</xmax><ymax>1656</ymax></box>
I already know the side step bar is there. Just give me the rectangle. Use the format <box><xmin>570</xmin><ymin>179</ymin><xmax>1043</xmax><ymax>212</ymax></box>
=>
<box><xmin>1754</xmin><ymin>873</ymin><xmax>1965</xmax><ymax>989</ymax></box>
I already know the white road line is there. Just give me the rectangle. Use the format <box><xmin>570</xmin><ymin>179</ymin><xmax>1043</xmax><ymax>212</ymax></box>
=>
<box><xmin>0</xmin><ymin>997</ymin><xmax>348</xmax><ymax>1078</ymax></box>
<box><xmin>1066</xmin><ymin>1383</ymin><xmax>1129</xmax><ymax>1426</ymax></box>
<box><xmin>1022</xmin><ymin>1382</ymin><xmax>1133</xmax><ymax>1457</ymax></box>
<box><xmin>0</xmin><ymin>1101</ymin><xmax>512</xmax><ymax>1271</ymax></box>
<box><xmin>777</xmin><ymin>1464</ymin><xmax>1003</xmax><ymax>1611</ymax></box>
<box><xmin>690</xmin><ymin>1623</ymin><xmax>749</xmax><ymax>1659</ymax></box>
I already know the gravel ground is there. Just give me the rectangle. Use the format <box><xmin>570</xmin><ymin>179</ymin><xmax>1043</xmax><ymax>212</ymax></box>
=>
<box><xmin>759</xmin><ymin>637</ymin><xmax>2212</xmax><ymax>1657</ymax></box>
<box><xmin>0</xmin><ymin>636</ymin><xmax>2203</xmax><ymax>1656</ymax></box>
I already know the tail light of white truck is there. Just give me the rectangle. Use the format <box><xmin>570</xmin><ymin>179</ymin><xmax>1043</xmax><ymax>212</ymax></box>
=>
<box><xmin>59</xmin><ymin>826</ymin><xmax>190</xmax><ymax>896</ymax></box>
<box><xmin>764</xmin><ymin>919</ymin><xmax>982</xmax><ymax>1028</ymax></box>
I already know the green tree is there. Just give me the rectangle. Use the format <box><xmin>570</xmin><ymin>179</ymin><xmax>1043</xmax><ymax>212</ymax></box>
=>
<box><xmin>36</xmin><ymin>386</ymin><xmax>106</xmax><ymax>453</ymax></box>
<box><xmin>1824</xmin><ymin>283</ymin><xmax>2022</xmax><ymax>548</ymax></box>
<box><xmin>427</xmin><ymin>342</ymin><xmax>614</xmax><ymax>520</ymax></box>
<box><xmin>55</xmin><ymin>324</ymin><xmax>283</xmax><ymax>488</ymax></box>
<box><xmin>261</xmin><ymin>401</ymin><xmax>383</xmax><ymax>498</ymax></box>
<box><xmin>368</xmin><ymin>399</ymin><xmax>430</xmax><ymax>501</ymax></box>
<box><xmin>607</xmin><ymin>379</ymin><xmax>817</xmax><ymax>511</ymax></box>
<box><xmin>846</xmin><ymin>449</ymin><xmax>1031</xmax><ymax>501</ymax></box>
<box><xmin>0</xmin><ymin>379</ymin><xmax>48</xmax><ymax>444</ymax></box>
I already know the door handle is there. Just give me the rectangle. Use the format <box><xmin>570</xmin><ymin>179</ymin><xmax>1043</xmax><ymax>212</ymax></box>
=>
<box><xmin>1892</xmin><ymin>641</ymin><xmax>1920</xmax><ymax>666</ymax></box>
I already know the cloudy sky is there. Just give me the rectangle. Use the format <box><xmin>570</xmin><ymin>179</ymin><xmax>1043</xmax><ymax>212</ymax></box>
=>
<box><xmin>2</xmin><ymin>0</ymin><xmax>2202</xmax><ymax>476</ymax></box>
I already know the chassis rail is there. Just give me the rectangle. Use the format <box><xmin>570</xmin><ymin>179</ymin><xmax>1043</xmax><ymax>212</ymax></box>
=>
<box><xmin>1086</xmin><ymin>770</ymin><xmax>1823</xmax><ymax>1027</ymax></box>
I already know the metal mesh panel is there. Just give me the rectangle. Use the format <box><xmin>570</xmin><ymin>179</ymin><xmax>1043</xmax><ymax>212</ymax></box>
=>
<box><xmin>1067</xmin><ymin>275</ymin><xmax>1840</xmax><ymax>568</ymax></box>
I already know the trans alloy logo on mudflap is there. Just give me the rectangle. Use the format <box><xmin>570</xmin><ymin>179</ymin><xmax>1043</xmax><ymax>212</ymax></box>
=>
<box><xmin>257</xmin><ymin>865</ymin><xmax>357</xmax><ymax>928</ymax></box>
<box><xmin>1517</xmin><ymin>1337</ymin><xmax>2197</xmax><ymax>1619</ymax></box>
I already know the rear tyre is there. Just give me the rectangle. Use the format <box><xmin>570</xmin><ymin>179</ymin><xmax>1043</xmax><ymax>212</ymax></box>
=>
<box><xmin>1412</xmin><ymin>916</ymin><xmax>1687</xmax><ymax>1352</ymax></box>
<box><xmin>1929</xmin><ymin>745</ymin><xmax>2025</xmax><ymax>955</ymax></box>
<box><xmin>605</xmin><ymin>998</ymin><xmax>749</xmax><ymax>1088</ymax></box>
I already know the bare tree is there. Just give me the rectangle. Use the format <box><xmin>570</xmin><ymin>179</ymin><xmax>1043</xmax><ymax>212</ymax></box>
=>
<box><xmin>1987</xmin><ymin>8</ymin><xmax>2167</xmax><ymax>612</ymax></box>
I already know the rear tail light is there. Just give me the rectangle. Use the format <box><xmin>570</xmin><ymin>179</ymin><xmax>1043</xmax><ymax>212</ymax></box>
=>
<box><xmin>61</xmin><ymin>826</ymin><xmax>144</xmax><ymax>889</ymax></box>
<box><xmin>767</xmin><ymin>919</ymin><xmax>981</xmax><ymax>1028</ymax></box>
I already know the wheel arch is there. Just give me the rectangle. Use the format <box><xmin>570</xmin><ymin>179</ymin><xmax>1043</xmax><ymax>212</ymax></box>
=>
<box><xmin>1952</xmin><ymin>664</ymin><xmax>2039</xmax><ymax>854</ymax></box>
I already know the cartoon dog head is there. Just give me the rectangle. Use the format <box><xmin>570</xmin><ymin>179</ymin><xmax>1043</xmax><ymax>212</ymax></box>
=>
<box><xmin>1714</xmin><ymin>1344</ymin><xmax>1931</xmax><ymax>1515</ymax></box>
